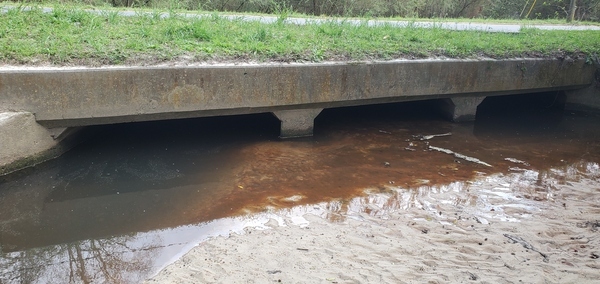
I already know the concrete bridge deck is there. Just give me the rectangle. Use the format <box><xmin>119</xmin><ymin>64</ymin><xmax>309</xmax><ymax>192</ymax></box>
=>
<box><xmin>1</xmin><ymin>58</ymin><xmax>598</xmax><ymax>174</ymax></box>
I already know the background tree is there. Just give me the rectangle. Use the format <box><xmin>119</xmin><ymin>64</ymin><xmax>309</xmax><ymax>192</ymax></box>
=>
<box><xmin>568</xmin><ymin>0</ymin><xmax>577</xmax><ymax>22</ymax></box>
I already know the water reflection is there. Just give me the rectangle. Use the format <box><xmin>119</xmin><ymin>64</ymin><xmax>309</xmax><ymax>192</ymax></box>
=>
<box><xmin>1</xmin><ymin>237</ymin><xmax>155</xmax><ymax>284</ymax></box>
<box><xmin>1</xmin><ymin>95</ymin><xmax>600</xmax><ymax>283</ymax></box>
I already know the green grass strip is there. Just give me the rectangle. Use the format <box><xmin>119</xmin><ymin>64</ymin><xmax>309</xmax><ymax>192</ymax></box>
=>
<box><xmin>0</xmin><ymin>6</ymin><xmax>599</xmax><ymax>66</ymax></box>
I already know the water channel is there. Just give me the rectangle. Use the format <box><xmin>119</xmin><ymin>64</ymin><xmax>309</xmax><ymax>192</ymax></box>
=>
<box><xmin>1</xmin><ymin>93</ymin><xmax>599</xmax><ymax>283</ymax></box>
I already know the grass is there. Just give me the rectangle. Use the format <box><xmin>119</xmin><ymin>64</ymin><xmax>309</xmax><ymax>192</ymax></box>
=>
<box><xmin>0</xmin><ymin>4</ymin><xmax>599</xmax><ymax>66</ymax></box>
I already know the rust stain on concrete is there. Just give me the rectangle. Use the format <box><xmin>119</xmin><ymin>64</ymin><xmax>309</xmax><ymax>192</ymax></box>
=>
<box><xmin>164</xmin><ymin>84</ymin><xmax>205</xmax><ymax>109</ymax></box>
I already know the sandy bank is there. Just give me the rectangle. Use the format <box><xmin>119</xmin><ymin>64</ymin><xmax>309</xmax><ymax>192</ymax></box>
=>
<box><xmin>147</xmin><ymin>164</ymin><xmax>600</xmax><ymax>283</ymax></box>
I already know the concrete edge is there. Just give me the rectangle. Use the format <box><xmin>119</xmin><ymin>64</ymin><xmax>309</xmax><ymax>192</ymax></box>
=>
<box><xmin>0</xmin><ymin>125</ymin><xmax>86</xmax><ymax>177</ymax></box>
<box><xmin>0</xmin><ymin>57</ymin><xmax>588</xmax><ymax>72</ymax></box>
<box><xmin>565</xmin><ymin>68</ymin><xmax>600</xmax><ymax>112</ymax></box>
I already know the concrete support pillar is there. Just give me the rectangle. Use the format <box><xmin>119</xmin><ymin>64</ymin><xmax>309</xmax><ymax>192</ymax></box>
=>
<box><xmin>0</xmin><ymin>112</ymin><xmax>74</xmax><ymax>175</ymax></box>
<box><xmin>565</xmin><ymin>83</ymin><xmax>600</xmax><ymax>112</ymax></box>
<box><xmin>441</xmin><ymin>96</ymin><xmax>486</xmax><ymax>122</ymax></box>
<box><xmin>272</xmin><ymin>108</ymin><xmax>323</xmax><ymax>138</ymax></box>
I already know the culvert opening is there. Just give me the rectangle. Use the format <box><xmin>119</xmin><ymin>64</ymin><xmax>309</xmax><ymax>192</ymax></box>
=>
<box><xmin>474</xmin><ymin>91</ymin><xmax>567</xmax><ymax>137</ymax></box>
<box><xmin>0</xmin><ymin>113</ymin><xmax>282</xmax><ymax>182</ymax></box>
<box><xmin>315</xmin><ymin>100</ymin><xmax>447</xmax><ymax>132</ymax></box>
<box><xmin>477</xmin><ymin>91</ymin><xmax>566</xmax><ymax>115</ymax></box>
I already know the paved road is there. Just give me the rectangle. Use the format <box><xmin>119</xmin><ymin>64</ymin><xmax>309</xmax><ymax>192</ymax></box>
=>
<box><xmin>2</xmin><ymin>5</ymin><xmax>600</xmax><ymax>33</ymax></box>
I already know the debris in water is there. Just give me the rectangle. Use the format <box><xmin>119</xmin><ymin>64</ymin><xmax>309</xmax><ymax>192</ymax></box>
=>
<box><xmin>384</xmin><ymin>162</ymin><xmax>391</xmax><ymax>167</ymax></box>
<box><xmin>282</xmin><ymin>195</ymin><xmax>304</xmax><ymax>202</ymax></box>
<box><xmin>505</xmin><ymin>158</ymin><xmax>530</xmax><ymax>166</ymax></box>
<box><xmin>418</xmin><ymin>132</ymin><xmax>452</xmax><ymax>140</ymax></box>
<box><xmin>378</xmin><ymin>130</ymin><xmax>392</xmax><ymax>134</ymax></box>
<box><xmin>429</xmin><ymin>146</ymin><xmax>493</xmax><ymax>167</ymax></box>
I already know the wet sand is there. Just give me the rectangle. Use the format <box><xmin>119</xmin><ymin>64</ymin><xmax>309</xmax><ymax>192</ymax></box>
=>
<box><xmin>148</xmin><ymin>163</ymin><xmax>600</xmax><ymax>283</ymax></box>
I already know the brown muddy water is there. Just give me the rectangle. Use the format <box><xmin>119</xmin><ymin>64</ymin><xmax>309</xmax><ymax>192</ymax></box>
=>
<box><xmin>1</xmin><ymin>93</ymin><xmax>599</xmax><ymax>283</ymax></box>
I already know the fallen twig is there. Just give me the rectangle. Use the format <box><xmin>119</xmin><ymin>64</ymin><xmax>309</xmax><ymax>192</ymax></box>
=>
<box><xmin>504</xmin><ymin>157</ymin><xmax>530</xmax><ymax>166</ymax></box>
<box><xmin>504</xmin><ymin>234</ymin><xmax>549</xmax><ymax>262</ymax></box>
<box><xmin>417</xmin><ymin>133</ymin><xmax>452</xmax><ymax>140</ymax></box>
<box><xmin>429</xmin><ymin>146</ymin><xmax>493</xmax><ymax>167</ymax></box>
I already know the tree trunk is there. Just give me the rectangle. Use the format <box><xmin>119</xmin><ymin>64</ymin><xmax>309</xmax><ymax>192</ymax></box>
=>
<box><xmin>567</xmin><ymin>0</ymin><xmax>577</xmax><ymax>23</ymax></box>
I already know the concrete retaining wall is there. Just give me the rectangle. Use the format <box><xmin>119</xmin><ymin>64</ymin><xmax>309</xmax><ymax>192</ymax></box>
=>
<box><xmin>566</xmin><ymin>68</ymin><xmax>600</xmax><ymax>111</ymax></box>
<box><xmin>0</xmin><ymin>112</ymin><xmax>79</xmax><ymax>175</ymax></box>
<box><xmin>0</xmin><ymin>59</ymin><xmax>594</xmax><ymax>128</ymax></box>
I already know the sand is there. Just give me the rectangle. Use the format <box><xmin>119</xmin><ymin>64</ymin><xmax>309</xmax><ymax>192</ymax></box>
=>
<box><xmin>147</xmin><ymin>164</ymin><xmax>600</xmax><ymax>284</ymax></box>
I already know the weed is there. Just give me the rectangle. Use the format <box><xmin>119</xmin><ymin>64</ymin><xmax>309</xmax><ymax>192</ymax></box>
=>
<box><xmin>311</xmin><ymin>48</ymin><xmax>325</xmax><ymax>61</ymax></box>
<box><xmin>274</xmin><ymin>2</ymin><xmax>293</xmax><ymax>25</ymax></box>
<box><xmin>586</xmin><ymin>54</ymin><xmax>600</xmax><ymax>66</ymax></box>
<box><xmin>254</xmin><ymin>28</ymin><xmax>269</xmax><ymax>42</ymax></box>
<box><xmin>103</xmin><ymin>10</ymin><xmax>120</xmax><ymax>24</ymax></box>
